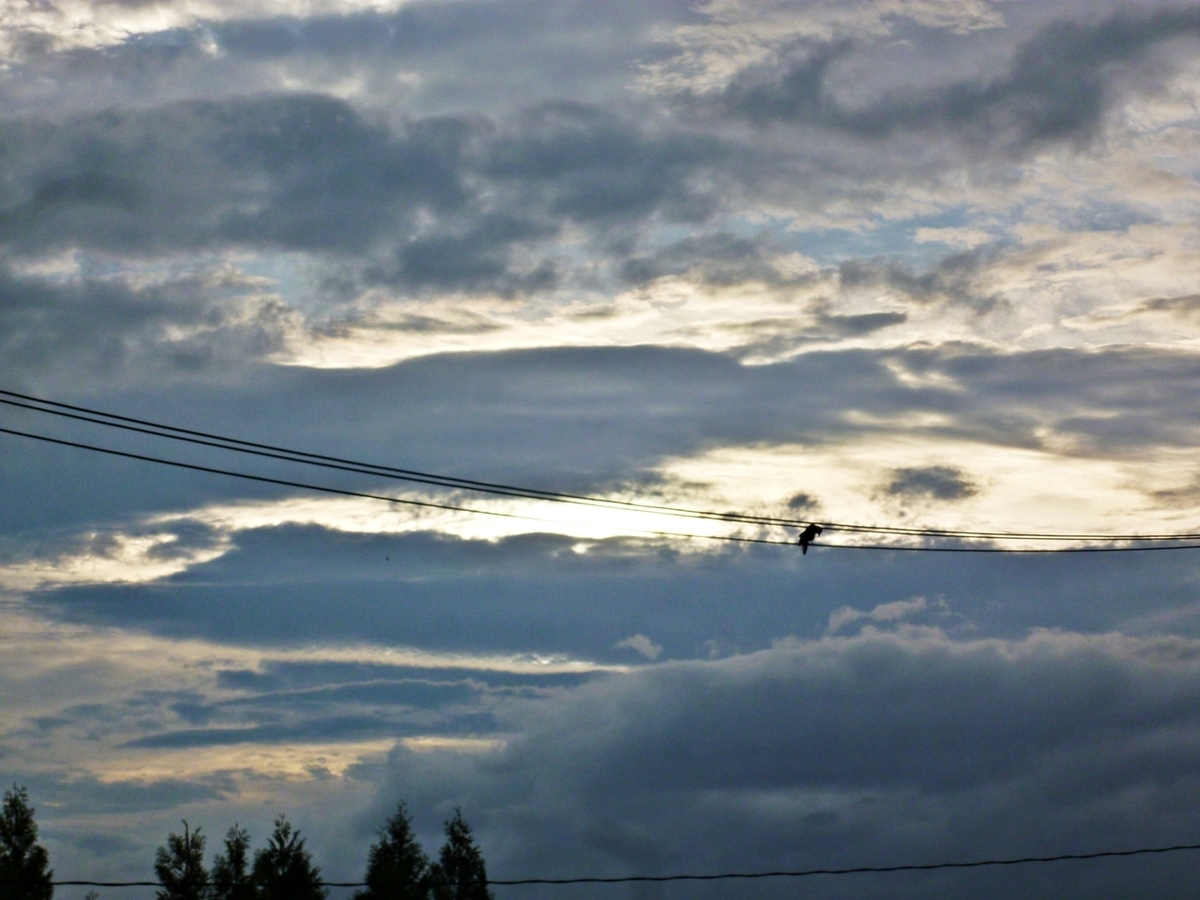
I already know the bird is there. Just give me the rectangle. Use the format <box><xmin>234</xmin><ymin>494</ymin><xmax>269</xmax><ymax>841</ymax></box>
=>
<box><xmin>797</xmin><ymin>524</ymin><xmax>823</xmax><ymax>554</ymax></box>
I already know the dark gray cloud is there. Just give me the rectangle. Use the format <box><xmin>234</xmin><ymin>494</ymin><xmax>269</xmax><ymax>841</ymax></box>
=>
<box><xmin>125</xmin><ymin>716</ymin><xmax>432</xmax><ymax>750</ymax></box>
<box><xmin>61</xmin><ymin>832</ymin><xmax>142</xmax><ymax>858</ymax></box>
<box><xmin>385</xmin><ymin>214</ymin><xmax>560</xmax><ymax>295</ymax></box>
<box><xmin>838</xmin><ymin>249</ymin><xmax>1003</xmax><ymax>311</ymax></box>
<box><xmin>1135</xmin><ymin>293</ymin><xmax>1200</xmax><ymax>318</ymax></box>
<box><xmin>731</xmin><ymin>302</ymin><xmax>908</xmax><ymax>360</ymax></box>
<box><xmin>36</xmin><ymin>519</ymin><xmax>1200</xmax><ymax>665</ymax></box>
<box><xmin>16</xmin><ymin>772</ymin><xmax>236</xmax><ymax>815</ymax></box>
<box><xmin>621</xmin><ymin>231</ymin><xmax>800</xmax><ymax>286</ymax></box>
<box><xmin>0</xmin><ymin>94</ymin><xmax>730</xmax><ymax>297</ymax></box>
<box><xmin>17</xmin><ymin>3</ymin><xmax>1193</xmax><ymax>357</ymax></box>
<box><xmin>122</xmin><ymin>670</ymin><xmax>572</xmax><ymax>753</ymax></box>
<box><xmin>786</xmin><ymin>492</ymin><xmax>819</xmax><ymax>513</ymax></box>
<box><xmin>215</xmin><ymin>662</ymin><xmax>591</xmax><ymax>694</ymax></box>
<box><xmin>0</xmin><ymin>94</ymin><xmax>472</xmax><ymax>256</ymax></box>
<box><xmin>481</xmin><ymin>101</ymin><xmax>725</xmax><ymax>226</ymax></box>
<box><xmin>718</xmin><ymin>6</ymin><xmax>1200</xmax><ymax>154</ymax></box>
<box><xmin>884</xmin><ymin>465</ymin><xmax>977</xmax><ymax>501</ymax></box>
<box><xmin>0</xmin><ymin>265</ymin><xmax>293</xmax><ymax>386</ymax></box>
<box><xmin>369</xmin><ymin>629</ymin><xmax>1200</xmax><ymax>898</ymax></box>
<box><xmin>0</xmin><ymin>1</ymin><xmax>690</xmax><ymax>117</ymax></box>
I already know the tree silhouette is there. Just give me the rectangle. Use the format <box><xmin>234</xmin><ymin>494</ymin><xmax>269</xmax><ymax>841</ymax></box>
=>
<box><xmin>427</xmin><ymin>810</ymin><xmax>492</xmax><ymax>900</ymax></box>
<box><xmin>356</xmin><ymin>802</ymin><xmax>430</xmax><ymax>900</ymax></box>
<box><xmin>252</xmin><ymin>816</ymin><xmax>327</xmax><ymax>900</ymax></box>
<box><xmin>154</xmin><ymin>821</ymin><xmax>209</xmax><ymax>900</ymax></box>
<box><xmin>211</xmin><ymin>825</ymin><xmax>255</xmax><ymax>900</ymax></box>
<box><xmin>0</xmin><ymin>785</ymin><xmax>53</xmax><ymax>900</ymax></box>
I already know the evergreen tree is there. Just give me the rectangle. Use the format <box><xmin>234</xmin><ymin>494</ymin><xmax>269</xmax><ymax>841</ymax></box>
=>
<box><xmin>154</xmin><ymin>821</ymin><xmax>209</xmax><ymax>900</ymax></box>
<box><xmin>211</xmin><ymin>825</ymin><xmax>256</xmax><ymax>900</ymax></box>
<box><xmin>427</xmin><ymin>811</ymin><xmax>491</xmax><ymax>900</ymax></box>
<box><xmin>0</xmin><ymin>785</ymin><xmax>53</xmax><ymax>900</ymax></box>
<box><xmin>252</xmin><ymin>816</ymin><xmax>327</xmax><ymax>900</ymax></box>
<box><xmin>356</xmin><ymin>802</ymin><xmax>429</xmax><ymax>900</ymax></box>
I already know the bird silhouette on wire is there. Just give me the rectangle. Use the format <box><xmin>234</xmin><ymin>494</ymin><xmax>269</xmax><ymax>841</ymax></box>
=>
<box><xmin>798</xmin><ymin>523</ymin><xmax>823</xmax><ymax>554</ymax></box>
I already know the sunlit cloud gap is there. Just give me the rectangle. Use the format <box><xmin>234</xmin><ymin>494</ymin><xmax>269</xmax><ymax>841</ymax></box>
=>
<box><xmin>5</xmin><ymin>389</ymin><xmax>1200</xmax><ymax>546</ymax></box>
<box><xmin>2</xmin><ymin>423</ymin><xmax>1199</xmax><ymax>555</ymax></box>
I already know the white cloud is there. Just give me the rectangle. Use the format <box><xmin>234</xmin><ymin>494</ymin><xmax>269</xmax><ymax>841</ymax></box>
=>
<box><xmin>0</xmin><ymin>0</ymin><xmax>415</xmax><ymax>55</ymax></box>
<box><xmin>614</xmin><ymin>633</ymin><xmax>664</xmax><ymax>660</ymax></box>
<box><xmin>914</xmin><ymin>227</ymin><xmax>994</xmax><ymax>249</ymax></box>
<box><xmin>827</xmin><ymin>595</ymin><xmax>929</xmax><ymax>632</ymax></box>
<box><xmin>0</xmin><ymin>529</ymin><xmax>231</xmax><ymax>591</ymax></box>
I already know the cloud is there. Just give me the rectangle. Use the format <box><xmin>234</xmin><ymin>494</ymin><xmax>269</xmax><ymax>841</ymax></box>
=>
<box><xmin>620</xmin><ymin>231</ymin><xmax>787</xmax><ymax>286</ymax></box>
<box><xmin>614</xmin><ymin>634</ymin><xmax>663</xmax><ymax>660</ymax></box>
<box><xmin>0</xmin><ymin>263</ymin><xmax>300</xmax><ymax>388</ymax></box>
<box><xmin>883</xmin><ymin>465</ymin><xmax>978</xmax><ymax>501</ymax></box>
<box><xmin>914</xmin><ymin>227</ymin><xmax>994</xmax><ymax>250</ymax></box>
<box><xmin>640</xmin><ymin>0</ymin><xmax>1005</xmax><ymax>97</ymax></box>
<box><xmin>837</xmin><ymin>250</ymin><xmax>1003</xmax><ymax>312</ymax></box>
<box><xmin>30</xmin><ymin>772</ymin><xmax>236</xmax><ymax>814</ymax></box>
<box><xmin>1135</xmin><ymin>293</ymin><xmax>1200</xmax><ymax>319</ymax></box>
<box><xmin>480</xmin><ymin>100</ymin><xmax>727</xmax><ymax>227</ymax></box>
<box><xmin>386</xmin><ymin>214</ymin><xmax>561</xmax><ymax>295</ymax></box>
<box><xmin>716</xmin><ymin>6</ymin><xmax>1200</xmax><ymax>155</ymax></box>
<box><xmin>124</xmin><ymin>716</ymin><xmax>433</xmax><ymax>750</ymax></box>
<box><xmin>0</xmin><ymin>1</ymin><xmax>415</xmax><ymax>55</ymax></box>
<box><xmin>0</xmin><ymin>0</ymin><xmax>691</xmax><ymax>131</ymax></box>
<box><xmin>371</xmin><ymin>628</ymin><xmax>1200</xmax><ymax>898</ymax></box>
<box><xmin>0</xmin><ymin>93</ymin><xmax>735</xmax><ymax>301</ymax></box>
<box><xmin>786</xmin><ymin>492</ymin><xmax>819</xmax><ymax>513</ymax></box>
<box><xmin>0</xmin><ymin>93</ymin><xmax>473</xmax><ymax>257</ymax></box>
<box><xmin>827</xmin><ymin>595</ymin><xmax>930</xmax><ymax>632</ymax></box>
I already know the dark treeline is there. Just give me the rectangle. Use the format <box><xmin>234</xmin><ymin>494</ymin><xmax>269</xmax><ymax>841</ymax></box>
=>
<box><xmin>0</xmin><ymin>785</ymin><xmax>491</xmax><ymax>900</ymax></box>
<box><xmin>0</xmin><ymin>786</ymin><xmax>52</xmax><ymax>900</ymax></box>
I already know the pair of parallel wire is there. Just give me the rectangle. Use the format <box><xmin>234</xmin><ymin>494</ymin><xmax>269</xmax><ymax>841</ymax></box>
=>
<box><xmin>2</xmin><ymin>388</ymin><xmax>1199</xmax><ymax>552</ymax></box>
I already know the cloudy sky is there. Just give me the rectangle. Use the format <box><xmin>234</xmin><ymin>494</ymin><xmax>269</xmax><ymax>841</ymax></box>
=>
<box><xmin>5</xmin><ymin>1</ymin><xmax>1200</xmax><ymax>897</ymax></box>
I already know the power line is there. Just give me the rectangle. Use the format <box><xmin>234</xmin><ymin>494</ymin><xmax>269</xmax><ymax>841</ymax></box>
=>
<box><xmin>0</xmin><ymin>394</ymin><xmax>638</xmax><ymax>513</ymax></box>
<box><xmin>0</xmin><ymin>426</ymin><xmax>533</xmax><ymax>522</ymax></box>
<box><xmin>0</xmin><ymin>389</ymin><xmax>808</xmax><ymax>530</ymax></box>
<box><xmin>3</xmin><ymin>425</ymin><xmax>1200</xmax><ymax>553</ymax></box>
<box><xmin>4</xmin><ymin>387</ymin><xmax>1199</xmax><ymax>545</ymax></box>
<box><xmin>48</xmin><ymin>840</ymin><xmax>1200</xmax><ymax>889</ymax></box>
<box><xmin>490</xmin><ymin>841</ymin><xmax>1200</xmax><ymax>885</ymax></box>
<box><xmin>0</xmin><ymin>425</ymin><xmax>794</xmax><ymax>549</ymax></box>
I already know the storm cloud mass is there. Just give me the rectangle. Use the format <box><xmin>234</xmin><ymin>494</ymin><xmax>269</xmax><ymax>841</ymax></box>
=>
<box><xmin>3</xmin><ymin>2</ymin><xmax>1200</xmax><ymax>898</ymax></box>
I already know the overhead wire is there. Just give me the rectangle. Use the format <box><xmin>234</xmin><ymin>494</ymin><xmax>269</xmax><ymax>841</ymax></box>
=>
<box><xmin>0</xmin><ymin>388</ymin><xmax>811</xmax><ymax>529</ymax></box>
<box><xmin>3</xmin><ymin>388</ymin><xmax>1200</xmax><ymax>551</ymax></box>
<box><xmin>0</xmin><ymin>425</ymin><xmax>795</xmax><ymax>548</ymax></box>
<box><xmin>3</xmin><ymin>424</ymin><xmax>1200</xmax><ymax>553</ymax></box>
<box><xmin>47</xmin><ymin>839</ymin><xmax>1200</xmax><ymax>889</ymax></box>
<box><xmin>488</xmin><ymin>840</ymin><xmax>1200</xmax><ymax>885</ymax></box>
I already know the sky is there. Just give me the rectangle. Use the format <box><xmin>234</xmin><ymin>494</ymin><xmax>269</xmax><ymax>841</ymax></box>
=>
<box><xmin>4</xmin><ymin>1</ymin><xmax>1200</xmax><ymax>897</ymax></box>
